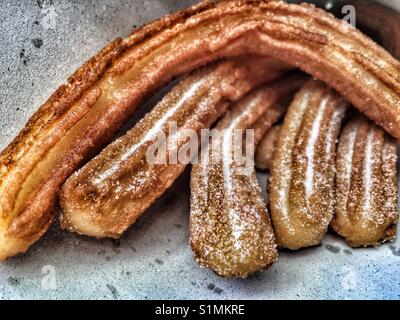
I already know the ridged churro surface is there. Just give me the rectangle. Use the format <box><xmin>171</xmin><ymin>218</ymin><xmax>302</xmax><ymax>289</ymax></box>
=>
<box><xmin>1</xmin><ymin>0</ymin><xmax>400</xmax><ymax>259</ymax></box>
<box><xmin>331</xmin><ymin>116</ymin><xmax>398</xmax><ymax>247</ymax></box>
<box><xmin>190</xmin><ymin>74</ymin><xmax>306</xmax><ymax>277</ymax></box>
<box><xmin>269</xmin><ymin>79</ymin><xmax>348</xmax><ymax>249</ymax></box>
<box><xmin>60</xmin><ymin>57</ymin><xmax>286</xmax><ymax>238</ymax></box>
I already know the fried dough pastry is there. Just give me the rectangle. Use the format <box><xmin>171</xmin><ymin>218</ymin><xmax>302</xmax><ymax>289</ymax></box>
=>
<box><xmin>255</xmin><ymin>124</ymin><xmax>281</xmax><ymax>171</ymax></box>
<box><xmin>331</xmin><ymin>116</ymin><xmax>398</xmax><ymax>247</ymax></box>
<box><xmin>2</xmin><ymin>0</ymin><xmax>400</xmax><ymax>259</ymax></box>
<box><xmin>269</xmin><ymin>79</ymin><xmax>348</xmax><ymax>250</ymax></box>
<box><xmin>190</xmin><ymin>74</ymin><xmax>306</xmax><ymax>278</ymax></box>
<box><xmin>60</xmin><ymin>57</ymin><xmax>286</xmax><ymax>238</ymax></box>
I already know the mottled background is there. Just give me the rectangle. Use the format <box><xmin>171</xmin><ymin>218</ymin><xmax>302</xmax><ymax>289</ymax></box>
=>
<box><xmin>0</xmin><ymin>0</ymin><xmax>399</xmax><ymax>299</ymax></box>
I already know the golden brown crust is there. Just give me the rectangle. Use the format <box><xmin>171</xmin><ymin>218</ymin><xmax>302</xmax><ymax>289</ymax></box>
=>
<box><xmin>330</xmin><ymin>116</ymin><xmax>398</xmax><ymax>247</ymax></box>
<box><xmin>60</xmin><ymin>57</ymin><xmax>287</xmax><ymax>238</ymax></box>
<box><xmin>1</xmin><ymin>0</ymin><xmax>214</xmax><ymax>173</ymax></box>
<box><xmin>0</xmin><ymin>1</ymin><xmax>219</xmax><ymax>260</ymax></box>
<box><xmin>1</xmin><ymin>0</ymin><xmax>400</xmax><ymax>260</ymax></box>
<box><xmin>269</xmin><ymin>79</ymin><xmax>348</xmax><ymax>249</ymax></box>
<box><xmin>190</xmin><ymin>74</ymin><xmax>305</xmax><ymax>278</ymax></box>
<box><xmin>255</xmin><ymin>124</ymin><xmax>281</xmax><ymax>171</ymax></box>
<box><xmin>0</xmin><ymin>39</ymin><xmax>123</xmax><ymax>169</ymax></box>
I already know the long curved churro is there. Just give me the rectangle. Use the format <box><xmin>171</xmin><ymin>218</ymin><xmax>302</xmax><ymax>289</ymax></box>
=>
<box><xmin>2</xmin><ymin>0</ymin><xmax>400</xmax><ymax>259</ymax></box>
<box><xmin>60</xmin><ymin>57</ymin><xmax>286</xmax><ymax>238</ymax></box>
<box><xmin>331</xmin><ymin>116</ymin><xmax>398</xmax><ymax>247</ymax></box>
<box><xmin>190</xmin><ymin>74</ymin><xmax>306</xmax><ymax>278</ymax></box>
<box><xmin>269</xmin><ymin>79</ymin><xmax>348</xmax><ymax>250</ymax></box>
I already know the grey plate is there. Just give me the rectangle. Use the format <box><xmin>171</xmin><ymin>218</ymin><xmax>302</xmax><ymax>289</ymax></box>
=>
<box><xmin>0</xmin><ymin>0</ymin><xmax>399</xmax><ymax>300</ymax></box>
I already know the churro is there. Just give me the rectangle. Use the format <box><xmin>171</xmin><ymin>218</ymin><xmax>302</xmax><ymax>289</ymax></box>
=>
<box><xmin>269</xmin><ymin>79</ymin><xmax>348</xmax><ymax>249</ymax></box>
<box><xmin>190</xmin><ymin>74</ymin><xmax>306</xmax><ymax>277</ymax></box>
<box><xmin>2</xmin><ymin>0</ymin><xmax>400</xmax><ymax>259</ymax></box>
<box><xmin>331</xmin><ymin>116</ymin><xmax>398</xmax><ymax>247</ymax></box>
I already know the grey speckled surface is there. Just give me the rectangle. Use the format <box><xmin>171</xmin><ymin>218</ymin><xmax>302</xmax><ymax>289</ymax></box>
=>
<box><xmin>0</xmin><ymin>0</ymin><xmax>399</xmax><ymax>300</ymax></box>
